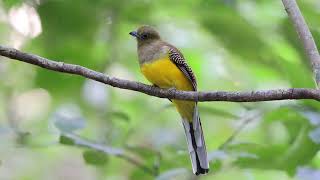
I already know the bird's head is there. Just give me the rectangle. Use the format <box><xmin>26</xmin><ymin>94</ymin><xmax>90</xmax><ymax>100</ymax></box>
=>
<box><xmin>129</xmin><ymin>25</ymin><xmax>161</xmax><ymax>45</ymax></box>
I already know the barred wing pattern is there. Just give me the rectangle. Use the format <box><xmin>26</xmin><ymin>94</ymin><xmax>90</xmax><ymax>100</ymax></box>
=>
<box><xmin>168</xmin><ymin>48</ymin><xmax>197</xmax><ymax>90</ymax></box>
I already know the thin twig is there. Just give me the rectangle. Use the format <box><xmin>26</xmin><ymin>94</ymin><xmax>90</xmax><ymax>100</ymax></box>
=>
<box><xmin>62</xmin><ymin>133</ymin><xmax>156</xmax><ymax>176</ymax></box>
<box><xmin>1</xmin><ymin>45</ymin><xmax>320</xmax><ymax>102</ymax></box>
<box><xmin>281</xmin><ymin>0</ymin><xmax>320</xmax><ymax>87</ymax></box>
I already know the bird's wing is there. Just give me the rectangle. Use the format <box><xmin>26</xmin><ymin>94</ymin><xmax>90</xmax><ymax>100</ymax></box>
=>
<box><xmin>168</xmin><ymin>47</ymin><xmax>197</xmax><ymax>91</ymax></box>
<box><xmin>167</xmin><ymin>47</ymin><xmax>209</xmax><ymax>174</ymax></box>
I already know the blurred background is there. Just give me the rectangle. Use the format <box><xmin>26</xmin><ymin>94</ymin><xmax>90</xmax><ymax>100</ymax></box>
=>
<box><xmin>0</xmin><ymin>0</ymin><xmax>320</xmax><ymax>179</ymax></box>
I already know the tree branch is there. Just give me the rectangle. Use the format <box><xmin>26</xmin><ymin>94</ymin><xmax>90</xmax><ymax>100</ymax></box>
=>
<box><xmin>281</xmin><ymin>0</ymin><xmax>320</xmax><ymax>87</ymax></box>
<box><xmin>0</xmin><ymin>45</ymin><xmax>320</xmax><ymax>102</ymax></box>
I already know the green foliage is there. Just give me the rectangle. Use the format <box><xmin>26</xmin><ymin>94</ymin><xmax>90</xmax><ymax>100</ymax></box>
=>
<box><xmin>0</xmin><ymin>0</ymin><xmax>320</xmax><ymax>179</ymax></box>
<box><xmin>109</xmin><ymin>111</ymin><xmax>131</xmax><ymax>122</ymax></box>
<box><xmin>201</xmin><ymin>6</ymin><xmax>268</xmax><ymax>63</ymax></box>
<box><xmin>59</xmin><ymin>135</ymin><xmax>75</xmax><ymax>145</ymax></box>
<box><xmin>82</xmin><ymin>150</ymin><xmax>109</xmax><ymax>166</ymax></box>
<box><xmin>2</xmin><ymin>0</ymin><xmax>23</xmax><ymax>9</ymax></box>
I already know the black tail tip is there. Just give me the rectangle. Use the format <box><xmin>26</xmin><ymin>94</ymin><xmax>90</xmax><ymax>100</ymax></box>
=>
<box><xmin>195</xmin><ymin>168</ymin><xmax>209</xmax><ymax>176</ymax></box>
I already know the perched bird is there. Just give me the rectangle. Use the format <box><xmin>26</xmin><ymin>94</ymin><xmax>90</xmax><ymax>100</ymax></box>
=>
<box><xmin>130</xmin><ymin>25</ymin><xmax>209</xmax><ymax>175</ymax></box>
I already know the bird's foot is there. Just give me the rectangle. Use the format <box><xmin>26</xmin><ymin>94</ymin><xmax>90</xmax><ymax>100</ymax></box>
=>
<box><xmin>167</xmin><ymin>87</ymin><xmax>177</xmax><ymax>91</ymax></box>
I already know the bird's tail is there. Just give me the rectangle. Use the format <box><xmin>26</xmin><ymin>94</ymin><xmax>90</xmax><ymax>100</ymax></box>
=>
<box><xmin>181</xmin><ymin>105</ymin><xmax>209</xmax><ymax>175</ymax></box>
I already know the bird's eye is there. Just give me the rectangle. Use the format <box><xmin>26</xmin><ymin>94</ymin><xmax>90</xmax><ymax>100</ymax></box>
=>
<box><xmin>142</xmin><ymin>34</ymin><xmax>148</xmax><ymax>39</ymax></box>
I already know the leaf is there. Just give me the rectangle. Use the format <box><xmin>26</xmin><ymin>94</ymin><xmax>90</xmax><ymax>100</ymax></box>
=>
<box><xmin>228</xmin><ymin>110</ymin><xmax>320</xmax><ymax>175</ymax></box>
<box><xmin>277</xmin><ymin>125</ymin><xmax>319</xmax><ymax>175</ymax></box>
<box><xmin>109</xmin><ymin>111</ymin><xmax>130</xmax><ymax>122</ymax></box>
<box><xmin>2</xmin><ymin>0</ymin><xmax>23</xmax><ymax>9</ymax></box>
<box><xmin>129</xmin><ymin>169</ymin><xmax>154</xmax><ymax>180</ymax></box>
<box><xmin>59</xmin><ymin>135</ymin><xmax>75</xmax><ymax>145</ymax></box>
<box><xmin>82</xmin><ymin>150</ymin><xmax>109</xmax><ymax>166</ymax></box>
<box><xmin>263</xmin><ymin>107</ymin><xmax>309</xmax><ymax>141</ymax></box>
<box><xmin>227</xmin><ymin>143</ymin><xmax>287</xmax><ymax>170</ymax></box>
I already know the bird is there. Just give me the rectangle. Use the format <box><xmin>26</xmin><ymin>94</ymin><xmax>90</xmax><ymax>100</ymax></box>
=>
<box><xmin>129</xmin><ymin>25</ymin><xmax>209</xmax><ymax>175</ymax></box>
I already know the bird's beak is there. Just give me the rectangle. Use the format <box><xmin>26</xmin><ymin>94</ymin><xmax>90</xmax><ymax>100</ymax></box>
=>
<box><xmin>129</xmin><ymin>31</ymin><xmax>140</xmax><ymax>39</ymax></box>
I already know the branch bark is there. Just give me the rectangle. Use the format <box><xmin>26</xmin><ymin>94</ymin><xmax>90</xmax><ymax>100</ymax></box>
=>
<box><xmin>0</xmin><ymin>45</ymin><xmax>320</xmax><ymax>102</ymax></box>
<box><xmin>281</xmin><ymin>0</ymin><xmax>320</xmax><ymax>87</ymax></box>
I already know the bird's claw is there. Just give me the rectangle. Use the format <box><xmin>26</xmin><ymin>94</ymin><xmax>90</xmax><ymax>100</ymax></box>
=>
<box><xmin>167</xmin><ymin>87</ymin><xmax>176</xmax><ymax>91</ymax></box>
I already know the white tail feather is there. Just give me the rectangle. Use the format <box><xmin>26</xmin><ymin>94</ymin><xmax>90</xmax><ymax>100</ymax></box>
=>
<box><xmin>181</xmin><ymin>104</ymin><xmax>209</xmax><ymax>175</ymax></box>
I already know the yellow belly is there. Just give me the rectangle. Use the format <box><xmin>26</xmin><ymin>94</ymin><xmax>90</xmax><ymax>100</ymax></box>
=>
<box><xmin>140</xmin><ymin>57</ymin><xmax>195</xmax><ymax>120</ymax></box>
